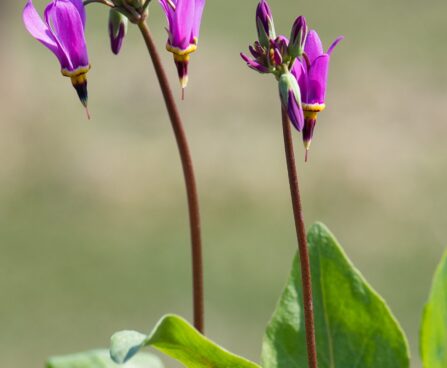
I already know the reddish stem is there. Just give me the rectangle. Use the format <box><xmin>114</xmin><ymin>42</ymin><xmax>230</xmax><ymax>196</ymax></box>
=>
<box><xmin>138</xmin><ymin>20</ymin><xmax>204</xmax><ymax>333</ymax></box>
<box><xmin>281</xmin><ymin>107</ymin><xmax>318</xmax><ymax>368</ymax></box>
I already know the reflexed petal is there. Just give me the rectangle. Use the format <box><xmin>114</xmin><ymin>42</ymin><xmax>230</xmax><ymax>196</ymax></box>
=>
<box><xmin>45</xmin><ymin>0</ymin><xmax>89</xmax><ymax>71</ymax></box>
<box><xmin>291</xmin><ymin>60</ymin><xmax>308</xmax><ymax>103</ymax></box>
<box><xmin>302</xmin><ymin>118</ymin><xmax>317</xmax><ymax>150</ymax></box>
<box><xmin>68</xmin><ymin>0</ymin><xmax>86</xmax><ymax>28</ymax></box>
<box><xmin>307</xmin><ymin>54</ymin><xmax>329</xmax><ymax>104</ymax></box>
<box><xmin>173</xmin><ymin>0</ymin><xmax>195</xmax><ymax>50</ymax></box>
<box><xmin>192</xmin><ymin>0</ymin><xmax>205</xmax><ymax>41</ymax></box>
<box><xmin>22</xmin><ymin>0</ymin><xmax>70</xmax><ymax>68</ymax></box>
<box><xmin>159</xmin><ymin>0</ymin><xmax>175</xmax><ymax>27</ymax></box>
<box><xmin>327</xmin><ymin>35</ymin><xmax>344</xmax><ymax>55</ymax></box>
<box><xmin>304</xmin><ymin>30</ymin><xmax>323</xmax><ymax>64</ymax></box>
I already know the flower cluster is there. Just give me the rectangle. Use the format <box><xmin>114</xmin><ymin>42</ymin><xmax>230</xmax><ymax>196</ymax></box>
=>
<box><xmin>22</xmin><ymin>0</ymin><xmax>206</xmax><ymax>113</ymax></box>
<box><xmin>241</xmin><ymin>0</ymin><xmax>343</xmax><ymax>157</ymax></box>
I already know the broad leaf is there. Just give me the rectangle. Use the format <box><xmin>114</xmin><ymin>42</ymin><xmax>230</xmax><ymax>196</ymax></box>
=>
<box><xmin>47</xmin><ymin>349</ymin><xmax>163</xmax><ymax>368</ymax></box>
<box><xmin>262</xmin><ymin>222</ymin><xmax>410</xmax><ymax>368</ymax></box>
<box><xmin>420</xmin><ymin>250</ymin><xmax>447</xmax><ymax>367</ymax></box>
<box><xmin>110</xmin><ymin>314</ymin><xmax>260</xmax><ymax>368</ymax></box>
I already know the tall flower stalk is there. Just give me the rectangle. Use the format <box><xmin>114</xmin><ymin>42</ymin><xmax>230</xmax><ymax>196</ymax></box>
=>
<box><xmin>281</xmin><ymin>106</ymin><xmax>317</xmax><ymax>368</ymax></box>
<box><xmin>23</xmin><ymin>0</ymin><xmax>205</xmax><ymax>333</ymax></box>
<box><xmin>137</xmin><ymin>19</ymin><xmax>204</xmax><ymax>333</ymax></box>
<box><xmin>241</xmin><ymin>1</ymin><xmax>343</xmax><ymax>366</ymax></box>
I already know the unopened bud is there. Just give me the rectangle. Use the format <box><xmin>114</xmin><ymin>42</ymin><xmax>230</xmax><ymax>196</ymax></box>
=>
<box><xmin>108</xmin><ymin>9</ymin><xmax>128</xmax><ymax>55</ymax></box>
<box><xmin>278</xmin><ymin>72</ymin><xmax>304</xmax><ymax>131</ymax></box>
<box><xmin>289</xmin><ymin>16</ymin><xmax>307</xmax><ymax>58</ymax></box>
<box><xmin>256</xmin><ymin>0</ymin><xmax>276</xmax><ymax>48</ymax></box>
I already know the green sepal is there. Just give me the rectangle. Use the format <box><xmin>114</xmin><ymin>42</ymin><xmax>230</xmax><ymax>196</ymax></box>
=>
<box><xmin>288</xmin><ymin>29</ymin><xmax>306</xmax><ymax>58</ymax></box>
<box><xmin>256</xmin><ymin>17</ymin><xmax>271</xmax><ymax>49</ymax></box>
<box><xmin>109</xmin><ymin>8</ymin><xmax>128</xmax><ymax>39</ymax></box>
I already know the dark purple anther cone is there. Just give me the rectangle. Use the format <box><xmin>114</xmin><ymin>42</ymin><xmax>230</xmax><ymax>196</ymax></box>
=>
<box><xmin>109</xmin><ymin>22</ymin><xmax>126</xmax><ymax>55</ymax></box>
<box><xmin>73</xmin><ymin>80</ymin><xmax>88</xmax><ymax>108</ymax></box>
<box><xmin>303</xmin><ymin>117</ymin><xmax>316</xmax><ymax>150</ymax></box>
<box><xmin>174</xmin><ymin>57</ymin><xmax>189</xmax><ymax>90</ymax></box>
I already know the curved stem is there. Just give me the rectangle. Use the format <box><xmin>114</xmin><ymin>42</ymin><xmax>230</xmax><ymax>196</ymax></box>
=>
<box><xmin>138</xmin><ymin>20</ymin><xmax>204</xmax><ymax>334</ymax></box>
<box><xmin>281</xmin><ymin>107</ymin><xmax>318</xmax><ymax>368</ymax></box>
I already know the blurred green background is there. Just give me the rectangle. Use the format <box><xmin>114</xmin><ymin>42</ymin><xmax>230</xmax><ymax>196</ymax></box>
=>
<box><xmin>2</xmin><ymin>0</ymin><xmax>447</xmax><ymax>367</ymax></box>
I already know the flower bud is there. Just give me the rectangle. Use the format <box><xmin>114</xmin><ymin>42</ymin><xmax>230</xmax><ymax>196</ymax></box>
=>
<box><xmin>289</xmin><ymin>16</ymin><xmax>307</xmax><ymax>58</ymax></box>
<box><xmin>256</xmin><ymin>0</ymin><xmax>276</xmax><ymax>48</ymax></box>
<box><xmin>109</xmin><ymin>9</ymin><xmax>128</xmax><ymax>55</ymax></box>
<box><xmin>278</xmin><ymin>72</ymin><xmax>304</xmax><ymax>131</ymax></box>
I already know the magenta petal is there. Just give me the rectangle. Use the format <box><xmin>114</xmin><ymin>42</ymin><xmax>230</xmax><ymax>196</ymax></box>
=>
<box><xmin>291</xmin><ymin>60</ymin><xmax>308</xmax><ymax>103</ymax></box>
<box><xmin>22</xmin><ymin>0</ymin><xmax>70</xmax><ymax>67</ymax></box>
<box><xmin>173</xmin><ymin>0</ymin><xmax>195</xmax><ymax>50</ymax></box>
<box><xmin>304</xmin><ymin>30</ymin><xmax>323</xmax><ymax>64</ymax></box>
<box><xmin>68</xmin><ymin>0</ymin><xmax>86</xmax><ymax>28</ymax></box>
<box><xmin>159</xmin><ymin>0</ymin><xmax>175</xmax><ymax>27</ymax></box>
<box><xmin>307</xmin><ymin>54</ymin><xmax>329</xmax><ymax>104</ymax></box>
<box><xmin>192</xmin><ymin>0</ymin><xmax>205</xmax><ymax>41</ymax></box>
<box><xmin>327</xmin><ymin>35</ymin><xmax>344</xmax><ymax>55</ymax></box>
<box><xmin>45</xmin><ymin>0</ymin><xmax>89</xmax><ymax>71</ymax></box>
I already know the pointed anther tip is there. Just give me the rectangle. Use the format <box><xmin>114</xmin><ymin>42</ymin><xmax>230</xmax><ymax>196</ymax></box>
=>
<box><xmin>180</xmin><ymin>75</ymin><xmax>189</xmax><ymax>90</ymax></box>
<box><xmin>85</xmin><ymin>106</ymin><xmax>91</xmax><ymax>120</ymax></box>
<box><xmin>303</xmin><ymin>139</ymin><xmax>312</xmax><ymax>150</ymax></box>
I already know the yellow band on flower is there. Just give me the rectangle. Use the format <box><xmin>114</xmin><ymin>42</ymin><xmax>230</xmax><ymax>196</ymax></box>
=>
<box><xmin>303</xmin><ymin>103</ymin><xmax>325</xmax><ymax>120</ymax></box>
<box><xmin>61</xmin><ymin>65</ymin><xmax>91</xmax><ymax>78</ymax></box>
<box><xmin>166</xmin><ymin>43</ymin><xmax>197</xmax><ymax>57</ymax></box>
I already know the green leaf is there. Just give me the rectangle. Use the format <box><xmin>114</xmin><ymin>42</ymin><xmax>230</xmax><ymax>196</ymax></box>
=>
<box><xmin>110</xmin><ymin>314</ymin><xmax>260</xmax><ymax>368</ymax></box>
<box><xmin>262</xmin><ymin>222</ymin><xmax>410</xmax><ymax>368</ymax></box>
<box><xmin>420</xmin><ymin>250</ymin><xmax>447</xmax><ymax>367</ymax></box>
<box><xmin>47</xmin><ymin>349</ymin><xmax>163</xmax><ymax>368</ymax></box>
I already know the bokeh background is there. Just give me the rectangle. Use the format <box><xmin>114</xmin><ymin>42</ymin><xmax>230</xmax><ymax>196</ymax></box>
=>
<box><xmin>1</xmin><ymin>0</ymin><xmax>447</xmax><ymax>367</ymax></box>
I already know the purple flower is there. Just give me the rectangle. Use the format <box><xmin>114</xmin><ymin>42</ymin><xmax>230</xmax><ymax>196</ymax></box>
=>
<box><xmin>256</xmin><ymin>0</ymin><xmax>276</xmax><ymax>48</ymax></box>
<box><xmin>159</xmin><ymin>0</ymin><xmax>206</xmax><ymax>90</ymax></box>
<box><xmin>22</xmin><ymin>0</ymin><xmax>91</xmax><ymax>111</ymax></box>
<box><xmin>292</xmin><ymin>30</ymin><xmax>343</xmax><ymax>153</ymax></box>
<box><xmin>109</xmin><ymin>8</ymin><xmax>128</xmax><ymax>55</ymax></box>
